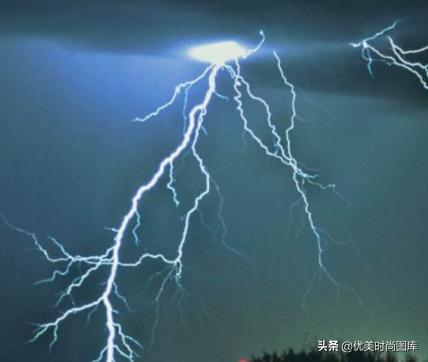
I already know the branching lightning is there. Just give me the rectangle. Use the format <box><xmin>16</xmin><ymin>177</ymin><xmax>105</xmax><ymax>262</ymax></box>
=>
<box><xmin>1</xmin><ymin>31</ymin><xmax>359</xmax><ymax>361</ymax></box>
<box><xmin>351</xmin><ymin>21</ymin><xmax>428</xmax><ymax>89</ymax></box>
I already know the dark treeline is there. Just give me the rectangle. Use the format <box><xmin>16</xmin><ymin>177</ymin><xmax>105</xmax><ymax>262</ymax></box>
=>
<box><xmin>250</xmin><ymin>349</ymin><xmax>418</xmax><ymax>362</ymax></box>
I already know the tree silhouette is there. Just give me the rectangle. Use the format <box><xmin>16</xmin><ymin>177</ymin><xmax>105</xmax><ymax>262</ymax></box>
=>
<box><xmin>250</xmin><ymin>348</ymin><xmax>418</xmax><ymax>362</ymax></box>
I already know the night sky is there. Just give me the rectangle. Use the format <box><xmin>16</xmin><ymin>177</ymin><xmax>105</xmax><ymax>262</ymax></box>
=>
<box><xmin>1</xmin><ymin>1</ymin><xmax>428</xmax><ymax>362</ymax></box>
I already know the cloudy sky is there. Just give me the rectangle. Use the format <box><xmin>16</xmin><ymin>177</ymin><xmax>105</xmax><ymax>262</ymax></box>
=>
<box><xmin>0</xmin><ymin>1</ymin><xmax>427</xmax><ymax>362</ymax></box>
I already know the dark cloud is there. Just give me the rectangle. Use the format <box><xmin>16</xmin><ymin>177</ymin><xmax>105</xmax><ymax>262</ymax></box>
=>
<box><xmin>1</xmin><ymin>1</ymin><xmax>427</xmax><ymax>103</ymax></box>
<box><xmin>1</xmin><ymin>0</ymin><xmax>427</xmax><ymax>53</ymax></box>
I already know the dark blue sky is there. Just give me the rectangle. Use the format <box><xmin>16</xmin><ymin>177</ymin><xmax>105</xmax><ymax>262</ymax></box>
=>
<box><xmin>0</xmin><ymin>1</ymin><xmax>427</xmax><ymax>362</ymax></box>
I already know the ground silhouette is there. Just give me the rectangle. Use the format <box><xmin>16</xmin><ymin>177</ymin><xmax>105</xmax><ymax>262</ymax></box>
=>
<box><xmin>250</xmin><ymin>348</ymin><xmax>418</xmax><ymax>362</ymax></box>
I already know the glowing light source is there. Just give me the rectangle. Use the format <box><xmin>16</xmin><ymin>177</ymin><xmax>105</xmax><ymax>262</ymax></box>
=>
<box><xmin>0</xmin><ymin>30</ymin><xmax>358</xmax><ymax>362</ymax></box>
<box><xmin>188</xmin><ymin>41</ymin><xmax>249</xmax><ymax>65</ymax></box>
<box><xmin>351</xmin><ymin>21</ymin><xmax>428</xmax><ymax>90</ymax></box>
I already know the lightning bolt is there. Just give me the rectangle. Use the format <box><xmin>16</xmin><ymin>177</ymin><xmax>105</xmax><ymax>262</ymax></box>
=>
<box><xmin>1</xmin><ymin>31</ymin><xmax>360</xmax><ymax>361</ymax></box>
<box><xmin>351</xmin><ymin>20</ymin><xmax>428</xmax><ymax>89</ymax></box>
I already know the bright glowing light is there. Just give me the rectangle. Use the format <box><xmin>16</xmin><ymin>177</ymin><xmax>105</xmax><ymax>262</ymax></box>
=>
<box><xmin>0</xmin><ymin>30</ymin><xmax>362</xmax><ymax>362</ymax></box>
<box><xmin>188</xmin><ymin>41</ymin><xmax>249</xmax><ymax>65</ymax></box>
<box><xmin>351</xmin><ymin>21</ymin><xmax>428</xmax><ymax>90</ymax></box>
